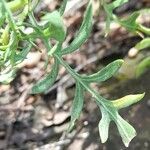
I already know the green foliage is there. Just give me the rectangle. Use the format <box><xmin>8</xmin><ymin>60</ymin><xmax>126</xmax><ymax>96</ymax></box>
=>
<box><xmin>102</xmin><ymin>0</ymin><xmax>128</xmax><ymax>34</ymax></box>
<box><xmin>0</xmin><ymin>0</ymin><xmax>146</xmax><ymax>147</ymax></box>
<box><xmin>119</xmin><ymin>12</ymin><xmax>140</xmax><ymax>32</ymax></box>
<box><xmin>134</xmin><ymin>38</ymin><xmax>150</xmax><ymax>51</ymax></box>
<box><xmin>101</xmin><ymin>0</ymin><xmax>150</xmax><ymax>77</ymax></box>
<box><xmin>31</xmin><ymin>58</ymin><xmax>59</xmax><ymax>94</ymax></box>
<box><xmin>132</xmin><ymin>38</ymin><xmax>150</xmax><ymax>77</ymax></box>
<box><xmin>81</xmin><ymin>59</ymin><xmax>123</xmax><ymax>82</ymax></box>
<box><xmin>136</xmin><ymin>57</ymin><xmax>150</xmax><ymax>77</ymax></box>
<box><xmin>61</xmin><ymin>2</ymin><xmax>93</xmax><ymax>55</ymax></box>
<box><xmin>68</xmin><ymin>82</ymin><xmax>84</xmax><ymax>132</ymax></box>
<box><xmin>42</xmin><ymin>11</ymin><xmax>66</xmax><ymax>41</ymax></box>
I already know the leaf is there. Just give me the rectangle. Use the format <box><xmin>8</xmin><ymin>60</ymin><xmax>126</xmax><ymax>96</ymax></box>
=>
<box><xmin>54</xmin><ymin>53</ymin><xmax>144</xmax><ymax>147</ymax></box>
<box><xmin>14</xmin><ymin>44</ymin><xmax>32</xmax><ymax>63</ymax></box>
<box><xmin>115</xmin><ymin>114</ymin><xmax>136</xmax><ymax>147</ymax></box>
<box><xmin>7</xmin><ymin>0</ymin><xmax>28</xmax><ymax>12</ymax></box>
<box><xmin>119</xmin><ymin>12</ymin><xmax>140</xmax><ymax>32</ymax></box>
<box><xmin>59</xmin><ymin>0</ymin><xmax>68</xmax><ymax>16</ymax></box>
<box><xmin>103</xmin><ymin>0</ymin><xmax>128</xmax><ymax>34</ymax></box>
<box><xmin>3</xmin><ymin>32</ymin><xmax>16</xmax><ymax>61</ymax></box>
<box><xmin>97</xmin><ymin>99</ymin><xmax>136</xmax><ymax>147</ymax></box>
<box><xmin>135</xmin><ymin>38</ymin><xmax>150</xmax><ymax>51</ymax></box>
<box><xmin>136</xmin><ymin>57</ymin><xmax>150</xmax><ymax>77</ymax></box>
<box><xmin>0</xmin><ymin>2</ymin><xmax>5</xmax><ymax>27</ymax></box>
<box><xmin>61</xmin><ymin>1</ymin><xmax>93</xmax><ymax>55</ymax></box>
<box><xmin>103</xmin><ymin>104</ymin><xmax>136</xmax><ymax>147</ymax></box>
<box><xmin>42</xmin><ymin>11</ymin><xmax>66</xmax><ymax>42</ymax></box>
<box><xmin>1</xmin><ymin>25</ymin><xmax>9</xmax><ymax>45</ymax></box>
<box><xmin>111</xmin><ymin>93</ymin><xmax>145</xmax><ymax>109</ymax></box>
<box><xmin>68</xmin><ymin>82</ymin><xmax>84</xmax><ymax>131</ymax></box>
<box><xmin>96</xmin><ymin>95</ymin><xmax>137</xmax><ymax>147</ymax></box>
<box><xmin>31</xmin><ymin>58</ymin><xmax>59</xmax><ymax>94</ymax></box>
<box><xmin>0</xmin><ymin>68</ymin><xmax>17</xmax><ymax>84</ymax></box>
<box><xmin>103</xmin><ymin>0</ymin><xmax>128</xmax><ymax>19</ymax></box>
<box><xmin>81</xmin><ymin>59</ymin><xmax>123</xmax><ymax>82</ymax></box>
<box><xmin>98</xmin><ymin>106</ymin><xmax>111</xmax><ymax>143</ymax></box>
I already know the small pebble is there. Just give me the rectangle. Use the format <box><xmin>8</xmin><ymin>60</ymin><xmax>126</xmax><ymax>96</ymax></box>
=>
<box><xmin>128</xmin><ymin>47</ymin><xmax>138</xmax><ymax>58</ymax></box>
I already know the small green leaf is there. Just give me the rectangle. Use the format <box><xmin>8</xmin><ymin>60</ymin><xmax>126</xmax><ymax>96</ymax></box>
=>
<box><xmin>31</xmin><ymin>58</ymin><xmax>59</xmax><ymax>94</ymax></box>
<box><xmin>115</xmin><ymin>114</ymin><xmax>136</xmax><ymax>147</ymax></box>
<box><xmin>135</xmin><ymin>38</ymin><xmax>150</xmax><ymax>51</ymax></box>
<box><xmin>111</xmin><ymin>93</ymin><xmax>145</xmax><ymax>109</ymax></box>
<box><xmin>42</xmin><ymin>11</ymin><xmax>66</xmax><ymax>41</ymax></box>
<box><xmin>61</xmin><ymin>1</ymin><xmax>93</xmax><ymax>55</ymax></box>
<box><xmin>104</xmin><ymin>0</ymin><xmax>128</xmax><ymax>17</ymax></box>
<box><xmin>103</xmin><ymin>0</ymin><xmax>128</xmax><ymax>34</ymax></box>
<box><xmin>98</xmin><ymin>106</ymin><xmax>111</xmax><ymax>143</ymax></box>
<box><xmin>14</xmin><ymin>44</ymin><xmax>32</xmax><ymax>63</ymax></box>
<box><xmin>68</xmin><ymin>82</ymin><xmax>84</xmax><ymax>131</ymax></box>
<box><xmin>81</xmin><ymin>59</ymin><xmax>123</xmax><ymax>82</ymax></box>
<box><xmin>136</xmin><ymin>57</ymin><xmax>150</xmax><ymax>77</ymax></box>
<box><xmin>119</xmin><ymin>12</ymin><xmax>140</xmax><ymax>32</ymax></box>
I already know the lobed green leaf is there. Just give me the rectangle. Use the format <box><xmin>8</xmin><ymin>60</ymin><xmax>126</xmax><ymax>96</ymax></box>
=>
<box><xmin>97</xmin><ymin>99</ymin><xmax>137</xmax><ymax>147</ymax></box>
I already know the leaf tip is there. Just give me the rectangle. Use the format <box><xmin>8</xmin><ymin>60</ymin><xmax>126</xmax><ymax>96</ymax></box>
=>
<box><xmin>117</xmin><ymin>59</ymin><xmax>124</xmax><ymax>65</ymax></box>
<box><xmin>68</xmin><ymin>121</ymin><xmax>75</xmax><ymax>133</ymax></box>
<box><xmin>138</xmin><ymin>92</ymin><xmax>145</xmax><ymax>99</ymax></box>
<box><xmin>124</xmin><ymin>130</ymin><xmax>137</xmax><ymax>147</ymax></box>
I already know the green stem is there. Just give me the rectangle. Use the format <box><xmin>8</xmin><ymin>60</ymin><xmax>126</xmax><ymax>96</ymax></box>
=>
<box><xmin>54</xmin><ymin>54</ymin><xmax>110</xmax><ymax>106</ymax></box>
<box><xmin>1</xmin><ymin>0</ymin><xmax>17</xmax><ymax>33</ymax></box>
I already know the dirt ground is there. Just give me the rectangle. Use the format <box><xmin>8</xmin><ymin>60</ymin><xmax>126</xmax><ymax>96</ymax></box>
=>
<box><xmin>0</xmin><ymin>0</ymin><xmax>150</xmax><ymax>149</ymax></box>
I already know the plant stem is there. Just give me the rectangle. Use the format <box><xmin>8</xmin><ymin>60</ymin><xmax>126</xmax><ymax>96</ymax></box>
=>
<box><xmin>1</xmin><ymin>0</ymin><xmax>17</xmax><ymax>34</ymax></box>
<box><xmin>54</xmin><ymin>54</ymin><xmax>111</xmax><ymax>107</ymax></box>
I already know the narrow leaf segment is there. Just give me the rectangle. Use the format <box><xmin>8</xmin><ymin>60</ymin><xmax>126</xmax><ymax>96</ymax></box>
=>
<box><xmin>31</xmin><ymin>58</ymin><xmax>59</xmax><ymax>94</ymax></box>
<box><xmin>61</xmin><ymin>1</ymin><xmax>93</xmax><ymax>55</ymax></box>
<box><xmin>68</xmin><ymin>82</ymin><xmax>84</xmax><ymax>131</ymax></box>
